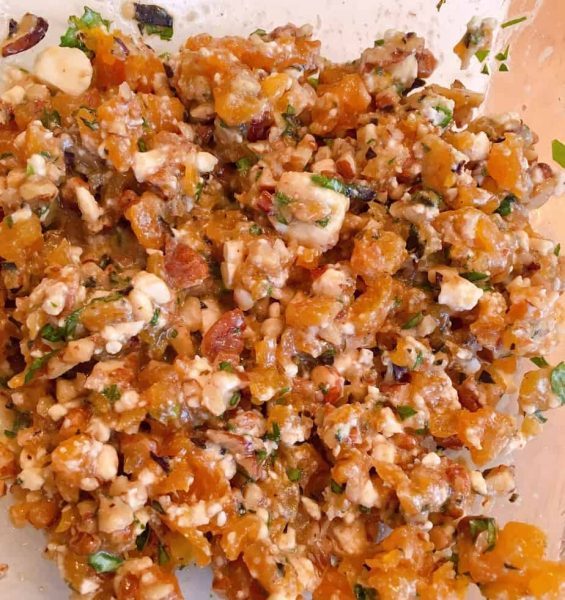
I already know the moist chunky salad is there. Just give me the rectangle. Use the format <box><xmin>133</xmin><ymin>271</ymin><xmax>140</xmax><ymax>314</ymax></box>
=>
<box><xmin>0</xmin><ymin>5</ymin><xmax>564</xmax><ymax>600</ymax></box>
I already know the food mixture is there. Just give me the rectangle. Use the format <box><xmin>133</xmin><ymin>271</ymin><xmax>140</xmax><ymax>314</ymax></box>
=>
<box><xmin>0</xmin><ymin>6</ymin><xmax>564</xmax><ymax>600</ymax></box>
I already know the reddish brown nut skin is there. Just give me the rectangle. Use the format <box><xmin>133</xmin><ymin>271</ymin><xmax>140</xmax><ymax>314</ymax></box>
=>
<box><xmin>2</xmin><ymin>14</ymin><xmax>49</xmax><ymax>57</ymax></box>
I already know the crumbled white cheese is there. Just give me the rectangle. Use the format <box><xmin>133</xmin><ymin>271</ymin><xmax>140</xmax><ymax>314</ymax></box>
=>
<box><xmin>436</xmin><ymin>269</ymin><xmax>483</xmax><ymax>312</ymax></box>
<box><xmin>41</xmin><ymin>282</ymin><xmax>69</xmax><ymax>316</ymax></box>
<box><xmin>18</xmin><ymin>466</ymin><xmax>45</xmax><ymax>491</ymax></box>
<box><xmin>76</xmin><ymin>187</ymin><xmax>103</xmax><ymax>230</ymax></box>
<box><xmin>132</xmin><ymin>272</ymin><xmax>171</xmax><ymax>305</ymax></box>
<box><xmin>196</xmin><ymin>151</ymin><xmax>218</xmax><ymax>173</ymax></box>
<box><xmin>132</xmin><ymin>148</ymin><xmax>168</xmax><ymax>181</ymax></box>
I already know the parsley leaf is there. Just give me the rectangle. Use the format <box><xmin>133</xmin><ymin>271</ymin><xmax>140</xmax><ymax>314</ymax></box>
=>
<box><xmin>286</xmin><ymin>467</ymin><xmax>302</xmax><ymax>482</ymax></box>
<box><xmin>468</xmin><ymin>517</ymin><xmax>497</xmax><ymax>550</ymax></box>
<box><xmin>397</xmin><ymin>405</ymin><xmax>417</xmax><ymax>420</ymax></box>
<box><xmin>330</xmin><ymin>479</ymin><xmax>345</xmax><ymax>494</ymax></box>
<box><xmin>530</xmin><ymin>356</ymin><xmax>549</xmax><ymax>368</ymax></box>
<box><xmin>550</xmin><ymin>362</ymin><xmax>565</xmax><ymax>405</ymax></box>
<box><xmin>102</xmin><ymin>384</ymin><xmax>121</xmax><ymax>402</ymax></box>
<box><xmin>24</xmin><ymin>351</ymin><xmax>58</xmax><ymax>384</ymax></box>
<box><xmin>88</xmin><ymin>551</ymin><xmax>123</xmax><ymax>573</ymax></box>
<box><xmin>494</xmin><ymin>193</ymin><xmax>516</xmax><ymax>216</ymax></box>
<box><xmin>401</xmin><ymin>312</ymin><xmax>423</xmax><ymax>330</ymax></box>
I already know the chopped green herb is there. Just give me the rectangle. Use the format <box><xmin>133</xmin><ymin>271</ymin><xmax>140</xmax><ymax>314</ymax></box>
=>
<box><xmin>533</xmin><ymin>410</ymin><xmax>547</xmax><ymax>424</ymax></box>
<box><xmin>436</xmin><ymin>0</ymin><xmax>446</xmax><ymax>10</ymax></box>
<box><xmin>219</xmin><ymin>361</ymin><xmax>234</xmax><ymax>372</ymax></box>
<box><xmin>468</xmin><ymin>517</ymin><xmax>497</xmax><ymax>550</ymax></box>
<box><xmin>102</xmin><ymin>384</ymin><xmax>121</xmax><ymax>402</ymax></box>
<box><xmin>251</xmin><ymin>28</ymin><xmax>267</xmax><ymax>36</ymax></box>
<box><xmin>235</xmin><ymin>156</ymin><xmax>256</xmax><ymax>175</ymax></box>
<box><xmin>40</xmin><ymin>109</ymin><xmax>61</xmax><ymax>129</ymax></box>
<box><xmin>195</xmin><ymin>180</ymin><xmax>204</xmax><ymax>202</ymax></box>
<box><xmin>311</xmin><ymin>173</ymin><xmax>348</xmax><ymax>195</ymax></box>
<box><xmin>501</xmin><ymin>16</ymin><xmax>527</xmax><ymax>29</ymax></box>
<box><xmin>135</xmin><ymin>525</ymin><xmax>151</xmax><ymax>551</ymax></box>
<box><xmin>249</xmin><ymin>223</ymin><xmax>263</xmax><ymax>236</ymax></box>
<box><xmin>401</xmin><ymin>312</ymin><xmax>423</xmax><ymax>330</ymax></box>
<box><xmin>229</xmin><ymin>391</ymin><xmax>241</xmax><ymax>407</ymax></box>
<box><xmin>151</xmin><ymin>500</ymin><xmax>165</xmax><ymax>514</ymax></box>
<box><xmin>552</xmin><ymin>139</ymin><xmax>565</xmax><ymax>168</ymax></box>
<box><xmin>495</xmin><ymin>194</ymin><xmax>516</xmax><ymax>216</ymax></box>
<box><xmin>5</xmin><ymin>216</ymin><xmax>13</xmax><ymax>229</ymax></box>
<box><xmin>307</xmin><ymin>76</ymin><xmax>319</xmax><ymax>88</ymax></box>
<box><xmin>266</xmin><ymin>422</ymin><xmax>281</xmax><ymax>443</ymax></box>
<box><xmin>157</xmin><ymin>542</ymin><xmax>170</xmax><ymax>565</ymax></box>
<box><xmin>80</xmin><ymin>116</ymin><xmax>99</xmax><ymax>130</ymax></box>
<box><xmin>88</xmin><ymin>551</ymin><xmax>123</xmax><ymax>573</ymax></box>
<box><xmin>354</xmin><ymin>584</ymin><xmax>377</xmax><ymax>600</ymax></box>
<box><xmin>554</xmin><ymin>243</ymin><xmax>561</xmax><ymax>257</ymax></box>
<box><xmin>137</xmin><ymin>138</ymin><xmax>147</xmax><ymax>152</ymax></box>
<box><xmin>281</xmin><ymin>104</ymin><xmax>300</xmax><ymax>139</ymax></box>
<box><xmin>414</xmin><ymin>426</ymin><xmax>430</xmax><ymax>436</ymax></box>
<box><xmin>475</xmin><ymin>49</ymin><xmax>490</xmax><ymax>62</ymax></box>
<box><xmin>150</xmin><ymin>308</ymin><xmax>161</xmax><ymax>326</ymax></box>
<box><xmin>495</xmin><ymin>46</ymin><xmax>509</xmax><ymax>61</ymax></box>
<box><xmin>481</xmin><ymin>63</ymin><xmax>490</xmax><ymax>75</ymax></box>
<box><xmin>39</xmin><ymin>323</ymin><xmax>65</xmax><ymax>343</ymax></box>
<box><xmin>498</xmin><ymin>63</ymin><xmax>509</xmax><ymax>72</ymax></box>
<box><xmin>397</xmin><ymin>405</ymin><xmax>417</xmax><ymax>420</ymax></box>
<box><xmin>143</xmin><ymin>24</ymin><xmax>173</xmax><ymax>40</ymax></box>
<box><xmin>530</xmin><ymin>356</ymin><xmax>549</xmax><ymax>368</ymax></box>
<box><xmin>286</xmin><ymin>467</ymin><xmax>302</xmax><ymax>482</ymax></box>
<box><xmin>26</xmin><ymin>163</ymin><xmax>35</xmax><ymax>176</ymax></box>
<box><xmin>374</xmin><ymin>38</ymin><xmax>385</xmax><ymax>46</ymax></box>
<box><xmin>4</xmin><ymin>411</ymin><xmax>31</xmax><ymax>439</ymax></box>
<box><xmin>275</xmin><ymin>191</ymin><xmax>291</xmax><ymax>206</ymax></box>
<box><xmin>255</xmin><ymin>449</ymin><xmax>268</xmax><ymax>462</ymax></box>
<box><xmin>550</xmin><ymin>362</ymin><xmax>565</xmax><ymax>404</ymax></box>
<box><xmin>330</xmin><ymin>479</ymin><xmax>345</xmax><ymax>494</ymax></box>
<box><xmin>413</xmin><ymin>351</ymin><xmax>424</xmax><ymax>370</ymax></box>
<box><xmin>60</xmin><ymin>6</ymin><xmax>110</xmax><ymax>52</ymax></box>
<box><xmin>315</xmin><ymin>216</ymin><xmax>331</xmax><ymax>228</ymax></box>
<box><xmin>435</xmin><ymin>105</ymin><xmax>453</xmax><ymax>127</ymax></box>
<box><xmin>24</xmin><ymin>351</ymin><xmax>58</xmax><ymax>384</ymax></box>
<box><xmin>461</xmin><ymin>271</ymin><xmax>489</xmax><ymax>282</ymax></box>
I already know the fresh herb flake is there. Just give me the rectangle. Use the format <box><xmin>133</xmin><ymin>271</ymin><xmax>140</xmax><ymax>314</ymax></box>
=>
<box><xmin>401</xmin><ymin>312</ymin><xmax>423</xmax><ymax>329</ymax></box>
<box><xmin>495</xmin><ymin>194</ymin><xmax>516</xmax><ymax>216</ymax></box>
<box><xmin>88</xmin><ymin>551</ymin><xmax>123</xmax><ymax>573</ymax></box>
<box><xmin>24</xmin><ymin>351</ymin><xmax>57</xmax><ymax>384</ymax></box>
<box><xmin>530</xmin><ymin>356</ymin><xmax>549</xmax><ymax>368</ymax></box>
<box><xmin>135</xmin><ymin>525</ymin><xmax>151</xmax><ymax>550</ymax></box>
<box><xmin>461</xmin><ymin>271</ymin><xmax>489</xmax><ymax>282</ymax></box>
<box><xmin>157</xmin><ymin>542</ymin><xmax>170</xmax><ymax>565</ymax></box>
<box><xmin>102</xmin><ymin>384</ymin><xmax>121</xmax><ymax>402</ymax></box>
<box><xmin>499</xmin><ymin>63</ymin><xmax>509</xmax><ymax>72</ymax></box>
<box><xmin>286</xmin><ymin>467</ymin><xmax>302</xmax><ymax>482</ymax></box>
<box><xmin>397</xmin><ymin>405</ymin><xmax>417</xmax><ymax>420</ymax></box>
<box><xmin>330</xmin><ymin>479</ymin><xmax>345</xmax><ymax>494</ymax></box>
<box><xmin>468</xmin><ymin>517</ymin><xmax>497</xmax><ymax>550</ymax></box>
<box><xmin>150</xmin><ymin>308</ymin><xmax>161</xmax><ymax>326</ymax></box>
<box><xmin>550</xmin><ymin>362</ymin><xmax>565</xmax><ymax>405</ymax></box>
<box><xmin>354</xmin><ymin>583</ymin><xmax>377</xmax><ymax>600</ymax></box>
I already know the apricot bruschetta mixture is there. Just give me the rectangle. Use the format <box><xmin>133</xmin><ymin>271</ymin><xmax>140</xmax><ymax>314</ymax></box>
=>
<box><xmin>0</xmin><ymin>7</ymin><xmax>564</xmax><ymax>600</ymax></box>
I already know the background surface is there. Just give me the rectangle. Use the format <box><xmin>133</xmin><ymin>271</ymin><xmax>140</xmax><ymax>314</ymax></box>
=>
<box><xmin>0</xmin><ymin>0</ymin><xmax>563</xmax><ymax>597</ymax></box>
